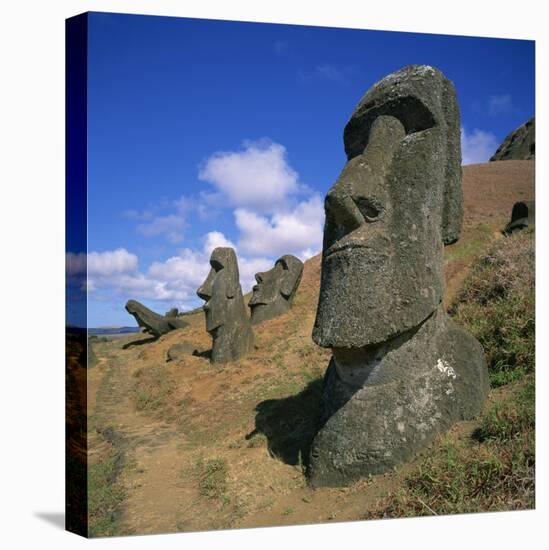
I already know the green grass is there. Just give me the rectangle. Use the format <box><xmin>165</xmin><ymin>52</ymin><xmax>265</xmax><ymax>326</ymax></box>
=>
<box><xmin>443</xmin><ymin>223</ymin><xmax>493</xmax><ymax>263</ymax></box>
<box><xmin>450</xmin><ymin>229</ymin><xmax>535</xmax><ymax>386</ymax></box>
<box><xmin>88</xmin><ymin>432</ymin><xmax>126</xmax><ymax>537</ymax></box>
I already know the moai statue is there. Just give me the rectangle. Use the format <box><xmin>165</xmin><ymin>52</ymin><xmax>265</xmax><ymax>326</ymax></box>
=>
<box><xmin>504</xmin><ymin>200</ymin><xmax>535</xmax><ymax>235</ymax></box>
<box><xmin>248</xmin><ymin>255</ymin><xmax>304</xmax><ymax>324</ymax></box>
<box><xmin>197</xmin><ymin>247</ymin><xmax>254</xmax><ymax>363</ymax></box>
<box><xmin>125</xmin><ymin>300</ymin><xmax>188</xmax><ymax>338</ymax></box>
<box><xmin>309</xmin><ymin>65</ymin><xmax>489</xmax><ymax>487</ymax></box>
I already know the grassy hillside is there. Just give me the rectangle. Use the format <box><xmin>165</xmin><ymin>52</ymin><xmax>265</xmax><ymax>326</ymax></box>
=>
<box><xmin>86</xmin><ymin>161</ymin><xmax>535</xmax><ymax>535</ymax></box>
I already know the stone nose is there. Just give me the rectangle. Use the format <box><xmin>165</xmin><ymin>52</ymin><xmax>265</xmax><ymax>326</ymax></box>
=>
<box><xmin>325</xmin><ymin>189</ymin><xmax>367</xmax><ymax>232</ymax></box>
<box><xmin>197</xmin><ymin>286</ymin><xmax>211</xmax><ymax>302</ymax></box>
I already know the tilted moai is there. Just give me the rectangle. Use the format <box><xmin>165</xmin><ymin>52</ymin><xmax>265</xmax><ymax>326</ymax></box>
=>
<box><xmin>197</xmin><ymin>247</ymin><xmax>254</xmax><ymax>363</ymax></box>
<box><xmin>309</xmin><ymin>65</ymin><xmax>489</xmax><ymax>487</ymax></box>
<box><xmin>504</xmin><ymin>200</ymin><xmax>535</xmax><ymax>235</ymax></box>
<box><xmin>125</xmin><ymin>299</ymin><xmax>188</xmax><ymax>338</ymax></box>
<box><xmin>248</xmin><ymin>255</ymin><xmax>304</xmax><ymax>324</ymax></box>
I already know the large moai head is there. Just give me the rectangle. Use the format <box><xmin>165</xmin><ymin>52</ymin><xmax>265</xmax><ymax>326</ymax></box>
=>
<box><xmin>197</xmin><ymin>247</ymin><xmax>254</xmax><ymax>362</ymax></box>
<box><xmin>313</xmin><ymin>65</ymin><xmax>463</xmax><ymax>349</ymax></box>
<box><xmin>248</xmin><ymin>254</ymin><xmax>304</xmax><ymax>324</ymax></box>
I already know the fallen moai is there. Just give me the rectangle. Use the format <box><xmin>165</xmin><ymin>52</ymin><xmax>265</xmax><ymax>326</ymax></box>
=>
<box><xmin>248</xmin><ymin>255</ymin><xmax>304</xmax><ymax>324</ymax></box>
<box><xmin>309</xmin><ymin>65</ymin><xmax>489</xmax><ymax>487</ymax></box>
<box><xmin>197</xmin><ymin>247</ymin><xmax>254</xmax><ymax>363</ymax></box>
<box><xmin>504</xmin><ymin>200</ymin><xmax>535</xmax><ymax>235</ymax></box>
<box><xmin>125</xmin><ymin>300</ymin><xmax>188</xmax><ymax>338</ymax></box>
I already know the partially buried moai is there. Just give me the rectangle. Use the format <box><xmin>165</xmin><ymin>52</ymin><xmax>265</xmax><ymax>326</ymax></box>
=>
<box><xmin>125</xmin><ymin>300</ymin><xmax>188</xmax><ymax>338</ymax></box>
<box><xmin>197</xmin><ymin>247</ymin><xmax>254</xmax><ymax>363</ymax></box>
<box><xmin>248</xmin><ymin>255</ymin><xmax>304</xmax><ymax>324</ymax></box>
<box><xmin>309</xmin><ymin>65</ymin><xmax>489</xmax><ymax>487</ymax></box>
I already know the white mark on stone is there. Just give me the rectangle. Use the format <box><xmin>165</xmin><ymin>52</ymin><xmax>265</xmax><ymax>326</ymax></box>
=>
<box><xmin>436</xmin><ymin>358</ymin><xmax>457</xmax><ymax>379</ymax></box>
<box><xmin>397</xmin><ymin>422</ymin><xmax>405</xmax><ymax>433</ymax></box>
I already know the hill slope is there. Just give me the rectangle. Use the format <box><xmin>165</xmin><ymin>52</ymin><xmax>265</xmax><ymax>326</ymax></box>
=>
<box><xmin>86</xmin><ymin>160</ymin><xmax>534</xmax><ymax>535</ymax></box>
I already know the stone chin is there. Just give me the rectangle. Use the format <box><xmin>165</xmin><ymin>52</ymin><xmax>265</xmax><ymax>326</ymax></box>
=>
<box><xmin>203</xmin><ymin>302</ymin><xmax>225</xmax><ymax>333</ymax></box>
<box><xmin>312</xmin><ymin>246</ymin><xmax>441</xmax><ymax>348</ymax></box>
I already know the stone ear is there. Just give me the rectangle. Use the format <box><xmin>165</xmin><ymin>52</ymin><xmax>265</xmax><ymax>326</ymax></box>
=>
<box><xmin>441</xmin><ymin>78</ymin><xmax>464</xmax><ymax>245</ymax></box>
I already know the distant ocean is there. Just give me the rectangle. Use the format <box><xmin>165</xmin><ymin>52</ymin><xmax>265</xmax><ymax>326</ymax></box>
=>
<box><xmin>88</xmin><ymin>327</ymin><xmax>140</xmax><ymax>336</ymax></box>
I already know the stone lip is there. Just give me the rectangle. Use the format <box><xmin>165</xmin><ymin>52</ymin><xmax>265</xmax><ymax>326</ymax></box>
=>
<box><xmin>308</xmin><ymin>307</ymin><xmax>489</xmax><ymax>487</ymax></box>
<box><xmin>124</xmin><ymin>299</ymin><xmax>188</xmax><ymax>338</ymax></box>
<box><xmin>249</xmin><ymin>255</ymin><xmax>304</xmax><ymax>325</ymax></box>
<box><xmin>490</xmin><ymin>117</ymin><xmax>535</xmax><ymax>162</ymax></box>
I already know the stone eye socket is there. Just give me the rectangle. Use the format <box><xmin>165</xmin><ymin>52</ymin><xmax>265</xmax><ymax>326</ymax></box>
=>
<box><xmin>211</xmin><ymin>260</ymin><xmax>224</xmax><ymax>272</ymax></box>
<box><xmin>355</xmin><ymin>197</ymin><xmax>383</xmax><ymax>222</ymax></box>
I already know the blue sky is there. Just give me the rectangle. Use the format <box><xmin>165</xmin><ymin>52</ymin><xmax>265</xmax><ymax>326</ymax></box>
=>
<box><xmin>72</xmin><ymin>12</ymin><xmax>534</xmax><ymax>327</ymax></box>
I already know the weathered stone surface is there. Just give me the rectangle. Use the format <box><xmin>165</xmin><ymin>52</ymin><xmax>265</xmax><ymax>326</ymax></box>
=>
<box><xmin>504</xmin><ymin>200</ymin><xmax>535</xmax><ymax>235</ymax></box>
<box><xmin>490</xmin><ymin>117</ymin><xmax>535</xmax><ymax>161</ymax></box>
<box><xmin>309</xmin><ymin>65</ymin><xmax>488</xmax><ymax>487</ymax></box>
<box><xmin>197</xmin><ymin>247</ymin><xmax>254</xmax><ymax>363</ymax></box>
<box><xmin>249</xmin><ymin>255</ymin><xmax>304</xmax><ymax>324</ymax></box>
<box><xmin>125</xmin><ymin>300</ymin><xmax>188</xmax><ymax>338</ymax></box>
<box><xmin>166</xmin><ymin>342</ymin><xmax>198</xmax><ymax>362</ymax></box>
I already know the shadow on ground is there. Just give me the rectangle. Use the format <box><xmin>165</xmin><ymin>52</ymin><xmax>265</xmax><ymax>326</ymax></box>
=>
<box><xmin>250</xmin><ymin>378</ymin><xmax>324</xmax><ymax>467</ymax></box>
<box><xmin>122</xmin><ymin>335</ymin><xmax>158</xmax><ymax>349</ymax></box>
<box><xmin>192</xmin><ymin>348</ymin><xmax>212</xmax><ymax>360</ymax></box>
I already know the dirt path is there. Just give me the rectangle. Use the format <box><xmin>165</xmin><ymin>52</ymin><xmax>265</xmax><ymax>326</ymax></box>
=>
<box><xmin>89</xmin><ymin>339</ymin><xmax>190</xmax><ymax>534</ymax></box>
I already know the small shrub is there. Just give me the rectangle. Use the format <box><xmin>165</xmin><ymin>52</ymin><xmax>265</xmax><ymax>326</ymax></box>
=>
<box><xmin>132</xmin><ymin>365</ymin><xmax>174</xmax><ymax>412</ymax></box>
<box><xmin>196</xmin><ymin>457</ymin><xmax>228</xmax><ymax>499</ymax></box>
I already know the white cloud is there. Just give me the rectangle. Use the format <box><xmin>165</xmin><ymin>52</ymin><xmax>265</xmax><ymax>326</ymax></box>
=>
<box><xmin>203</xmin><ymin>231</ymin><xmax>235</xmax><ymax>255</ymax></box>
<box><xmin>235</xmin><ymin>194</ymin><xmax>324</xmax><ymax>260</ymax></box>
<box><xmin>198</xmin><ymin>140</ymin><xmax>300</xmax><ymax>213</ymax></box>
<box><xmin>461</xmin><ymin>127</ymin><xmax>499</xmax><ymax>165</ymax></box>
<box><xmin>87</xmin><ymin>248</ymin><xmax>138</xmax><ymax>276</ymax></box>
<box><xmin>136</xmin><ymin>214</ymin><xmax>186</xmax><ymax>243</ymax></box>
<box><xmin>67</xmin><ymin>249</ymin><xmax>138</xmax><ymax>276</ymax></box>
